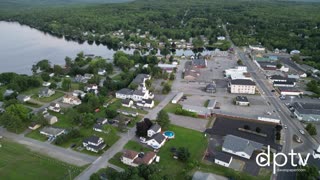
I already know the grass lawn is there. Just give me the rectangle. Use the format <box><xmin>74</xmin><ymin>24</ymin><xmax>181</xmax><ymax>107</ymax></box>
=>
<box><xmin>109</xmin><ymin>99</ymin><xmax>148</xmax><ymax>114</ymax></box>
<box><xmin>124</xmin><ymin>140</ymin><xmax>151</xmax><ymax>152</ymax></box>
<box><xmin>108</xmin><ymin>124</ymin><xmax>208</xmax><ymax>179</ymax></box>
<box><xmin>25</xmin><ymin>129</ymin><xmax>47</xmax><ymax>142</ymax></box>
<box><xmin>0</xmin><ymin>139</ymin><xmax>85</xmax><ymax>179</ymax></box>
<box><xmin>22</xmin><ymin>87</ymin><xmax>42</xmax><ymax>96</ymax></box>
<box><xmin>108</xmin><ymin>152</ymin><xmax>128</xmax><ymax>169</ymax></box>
<box><xmin>33</xmin><ymin>91</ymin><xmax>64</xmax><ymax>103</ymax></box>
<box><xmin>156</xmin><ymin>125</ymin><xmax>207</xmax><ymax>178</ymax></box>
<box><xmin>28</xmin><ymin>111</ymin><xmax>120</xmax><ymax>155</ymax></box>
<box><xmin>163</xmin><ymin>103</ymin><xmax>181</xmax><ymax>113</ymax></box>
<box><xmin>24</xmin><ymin>101</ymin><xmax>42</xmax><ymax>108</ymax></box>
<box><xmin>127</xmin><ymin>115</ymin><xmax>143</xmax><ymax>128</ymax></box>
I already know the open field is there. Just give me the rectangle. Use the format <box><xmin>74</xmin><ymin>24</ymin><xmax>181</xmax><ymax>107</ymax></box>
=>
<box><xmin>0</xmin><ymin>139</ymin><xmax>85</xmax><ymax>179</ymax></box>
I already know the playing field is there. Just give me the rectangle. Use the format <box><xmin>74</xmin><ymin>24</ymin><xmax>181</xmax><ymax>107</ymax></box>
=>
<box><xmin>0</xmin><ymin>139</ymin><xmax>85</xmax><ymax>179</ymax></box>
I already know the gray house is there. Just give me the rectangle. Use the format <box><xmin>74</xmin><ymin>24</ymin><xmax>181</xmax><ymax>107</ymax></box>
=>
<box><xmin>39</xmin><ymin>88</ymin><xmax>55</xmax><ymax>98</ymax></box>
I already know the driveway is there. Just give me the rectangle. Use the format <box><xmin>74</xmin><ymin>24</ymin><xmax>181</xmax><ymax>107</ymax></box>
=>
<box><xmin>0</xmin><ymin>127</ymin><xmax>96</xmax><ymax>166</ymax></box>
<box><xmin>169</xmin><ymin>113</ymin><xmax>208</xmax><ymax>132</ymax></box>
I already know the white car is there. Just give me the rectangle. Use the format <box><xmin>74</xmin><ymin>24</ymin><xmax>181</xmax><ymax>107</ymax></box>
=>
<box><xmin>299</xmin><ymin>129</ymin><xmax>305</xmax><ymax>135</ymax></box>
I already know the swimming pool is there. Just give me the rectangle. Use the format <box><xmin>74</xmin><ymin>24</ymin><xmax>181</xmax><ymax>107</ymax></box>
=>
<box><xmin>163</xmin><ymin>131</ymin><xmax>175</xmax><ymax>139</ymax></box>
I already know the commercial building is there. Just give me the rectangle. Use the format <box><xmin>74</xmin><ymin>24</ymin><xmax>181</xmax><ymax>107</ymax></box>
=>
<box><xmin>235</xmin><ymin>96</ymin><xmax>250</xmax><ymax>106</ymax></box>
<box><xmin>207</xmin><ymin>100</ymin><xmax>217</xmax><ymax>110</ymax></box>
<box><xmin>277</xmin><ymin>87</ymin><xmax>303</xmax><ymax>96</ymax></box>
<box><xmin>171</xmin><ymin>92</ymin><xmax>184</xmax><ymax>104</ymax></box>
<box><xmin>184</xmin><ymin>61</ymin><xmax>200</xmax><ymax>81</ymax></box>
<box><xmin>182</xmin><ymin>104</ymin><xmax>211</xmax><ymax>118</ymax></box>
<box><xmin>228</xmin><ymin>79</ymin><xmax>256</xmax><ymax>94</ymax></box>
<box><xmin>249</xmin><ymin>45</ymin><xmax>265</xmax><ymax>51</ymax></box>
<box><xmin>224</xmin><ymin>66</ymin><xmax>251</xmax><ymax>80</ymax></box>
<box><xmin>192</xmin><ymin>59</ymin><xmax>207</xmax><ymax>68</ymax></box>
<box><xmin>222</xmin><ymin>135</ymin><xmax>263</xmax><ymax>159</ymax></box>
<box><xmin>293</xmin><ymin>102</ymin><xmax>320</xmax><ymax>121</ymax></box>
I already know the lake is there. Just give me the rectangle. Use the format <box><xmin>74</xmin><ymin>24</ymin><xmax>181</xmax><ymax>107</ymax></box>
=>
<box><xmin>0</xmin><ymin>21</ymin><xmax>210</xmax><ymax>74</ymax></box>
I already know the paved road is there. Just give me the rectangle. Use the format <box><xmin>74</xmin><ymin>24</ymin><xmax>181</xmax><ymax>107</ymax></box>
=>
<box><xmin>223</xmin><ymin>25</ymin><xmax>320</xmax><ymax>180</ymax></box>
<box><xmin>0</xmin><ymin>127</ymin><xmax>96</xmax><ymax>166</ymax></box>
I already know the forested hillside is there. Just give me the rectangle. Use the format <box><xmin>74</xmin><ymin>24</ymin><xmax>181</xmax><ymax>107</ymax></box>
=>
<box><xmin>0</xmin><ymin>0</ymin><xmax>320</xmax><ymax>67</ymax></box>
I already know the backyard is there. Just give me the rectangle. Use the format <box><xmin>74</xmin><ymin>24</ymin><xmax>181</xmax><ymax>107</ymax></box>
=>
<box><xmin>26</xmin><ymin>111</ymin><xmax>120</xmax><ymax>155</ymax></box>
<box><xmin>0</xmin><ymin>139</ymin><xmax>85</xmax><ymax>179</ymax></box>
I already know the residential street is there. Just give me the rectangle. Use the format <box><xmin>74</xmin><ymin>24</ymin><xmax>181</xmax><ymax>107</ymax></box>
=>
<box><xmin>75</xmin><ymin>73</ymin><xmax>181</xmax><ymax>180</ymax></box>
<box><xmin>0</xmin><ymin>127</ymin><xmax>96</xmax><ymax>166</ymax></box>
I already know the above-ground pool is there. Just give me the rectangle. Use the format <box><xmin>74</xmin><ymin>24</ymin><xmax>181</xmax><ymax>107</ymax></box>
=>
<box><xmin>163</xmin><ymin>131</ymin><xmax>175</xmax><ymax>139</ymax></box>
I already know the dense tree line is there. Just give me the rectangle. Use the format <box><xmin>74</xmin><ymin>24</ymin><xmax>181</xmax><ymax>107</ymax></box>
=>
<box><xmin>0</xmin><ymin>72</ymin><xmax>41</xmax><ymax>92</ymax></box>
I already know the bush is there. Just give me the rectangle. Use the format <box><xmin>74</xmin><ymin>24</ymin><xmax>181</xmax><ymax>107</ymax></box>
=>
<box><xmin>175</xmin><ymin>108</ymin><xmax>197</xmax><ymax>117</ymax></box>
<box><xmin>306</xmin><ymin>123</ymin><xmax>317</xmax><ymax>136</ymax></box>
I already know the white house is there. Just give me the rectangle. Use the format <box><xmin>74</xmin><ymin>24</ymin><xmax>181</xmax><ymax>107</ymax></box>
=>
<box><xmin>48</xmin><ymin>103</ymin><xmax>61</xmax><ymax>112</ymax></box>
<box><xmin>40</xmin><ymin>127</ymin><xmax>65</xmax><ymax>138</ymax></box>
<box><xmin>93</xmin><ymin>124</ymin><xmax>103</xmax><ymax>132</ymax></box>
<box><xmin>98</xmin><ymin>69</ymin><xmax>106</xmax><ymax>75</ymax></box>
<box><xmin>42</xmin><ymin>82</ymin><xmax>51</xmax><ymax>87</ymax></box>
<box><xmin>73</xmin><ymin>90</ymin><xmax>86</xmax><ymax>98</ymax></box>
<box><xmin>83</xmin><ymin>136</ymin><xmax>106</xmax><ymax>153</ymax></box>
<box><xmin>121</xmin><ymin>150</ymin><xmax>157</xmax><ymax>167</ymax></box>
<box><xmin>146</xmin><ymin>133</ymin><xmax>166</xmax><ymax>149</ymax></box>
<box><xmin>217</xmin><ymin>36</ymin><xmax>226</xmax><ymax>41</ymax></box>
<box><xmin>147</xmin><ymin>124</ymin><xmax>161</xmax><ymax>138</ymax></box>
<box><xmin>63</xmin><ymin>95</ymin><xmax>82</xmax><ymax>105</ymax></box>
<box><xmin>214</xmin><ymin>153</ymin><xmax>233</xmax><ymax>168</ymax></box>
<box><xmin>16</xmin><ymin>95</ymin><xmax>31</xmax><ymax>102</ymax></box>
<box><xmin>222</xmin><ymin>135</ymin><xmax>263</xmax><ymax>159</ymax></box>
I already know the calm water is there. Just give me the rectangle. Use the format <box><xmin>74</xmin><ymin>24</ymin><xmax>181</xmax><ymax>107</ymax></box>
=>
<box><xmin>0</xmin><ymin>21</ymin><xmax>209</xmax><ymax>74</ymax></box>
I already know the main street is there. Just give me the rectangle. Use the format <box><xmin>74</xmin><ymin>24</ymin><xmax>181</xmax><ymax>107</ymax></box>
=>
<box><xmin>223</xmin><ymin>25</ymin><xmax>319</xmax><ymax>180</ymax></box>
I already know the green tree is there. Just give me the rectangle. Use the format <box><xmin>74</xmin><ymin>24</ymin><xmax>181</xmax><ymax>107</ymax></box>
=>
<box><xmin>36</xmin><ymin>59</ymin><xmax>51</xmax><ymax>72</ymax></box>
<box><xmin>177</xmin><ymin>147</ymin><xmax>190</xmax><ymax>162</ymax></box>
<box><xmin>156</xmin><ymin>110</ymin><xmax>170</xmax><ymax>129</ymax></box>
<box><xmin>162</xmin><ymin>83</ymin><xmax>171</xmax><ymax>94</ymax></box>
<box><xmin>62</xmin><ymin>78</ymin><xmax>71</xmax><ymax>91</ymax></box>
<box><xmin>297</xmin><ymin>165</ymin><xmax>319</xmax><ymax>180</ymax></box>
<box><xmin>0</xmin><ymin>104</ymin><xmax>30</xmax><ymax>133</ymax></box>
<box><xmin>306</xmin><ymin>123</ymin><xmax>317</xmax><ymax>136</ymax></box>
<box><xmin>276</xmin><ymin>63</ymin><xmax>283</xmax><ymax>69</ymax></box>
<box><xmin>41</xmin><ymin>72</ymin><xmax>50</xmax><ymax>81</ymax></box>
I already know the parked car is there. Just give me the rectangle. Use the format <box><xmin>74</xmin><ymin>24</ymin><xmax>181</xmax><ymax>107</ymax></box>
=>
<box><xmin>283</xmin><ymin>125</ymin><xmax>287</xmax><ymax>129</ymax></box>
<box><xmin>299</xmin><ymin>129</ymin><xmax>305</xmax><ymax>135</ymax></box>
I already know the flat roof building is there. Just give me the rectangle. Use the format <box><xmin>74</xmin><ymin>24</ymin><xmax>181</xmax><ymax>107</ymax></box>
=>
<box><xmin>293</xmin><ymin>102</ymin><xmax>320</xmax><ymax>121</ymax></box>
